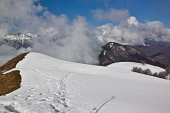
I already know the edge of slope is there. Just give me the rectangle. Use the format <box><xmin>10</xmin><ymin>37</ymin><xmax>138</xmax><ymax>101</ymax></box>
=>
<box><xmin>0</xmin><ymin>53</ymin><xmax>29</xmax><ymax>96</ymax></box>
<box><xmin>0</xmin><ymin>52</ymin><xmax>29</xmax><ymax>73</ymax></box>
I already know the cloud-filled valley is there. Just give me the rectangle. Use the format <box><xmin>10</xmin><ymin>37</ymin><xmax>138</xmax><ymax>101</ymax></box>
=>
<box><xmin>0</xmin><ymin>0</ymin><xmax>170</xmax><ymax>66</ymax></box>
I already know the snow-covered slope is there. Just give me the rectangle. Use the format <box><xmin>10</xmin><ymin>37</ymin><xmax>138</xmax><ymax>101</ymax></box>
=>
<box><xmin>0</xmin><ymin>52</ymin><xmax>170</xmax><ymax>113</ymax></box>
<box><xmin>108</xmin><ymin>62</ymin><xmax>164</xmax><ymax>73</ymax></box>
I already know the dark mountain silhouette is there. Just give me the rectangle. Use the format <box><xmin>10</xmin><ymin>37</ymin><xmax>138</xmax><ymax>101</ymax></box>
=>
<box><xmin>99</xmin><ymin>42</ymin><xmax>165</xmax><ymax>68</ymax></box>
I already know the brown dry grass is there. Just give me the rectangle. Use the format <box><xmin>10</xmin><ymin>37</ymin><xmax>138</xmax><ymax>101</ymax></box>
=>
<box><xmin>0</xmin><ymin>70</ymin><xmax>21</xmax><ymax>96</ymax></box>
<box><xmin>0</xmin><ymin>52</ymin><xmax>28</xmax><ymax>96</ymax></box>
<box><xmin>0</xmin><ymin>52</ymin><xmax>29</xmax><ymax>72</ymax></box>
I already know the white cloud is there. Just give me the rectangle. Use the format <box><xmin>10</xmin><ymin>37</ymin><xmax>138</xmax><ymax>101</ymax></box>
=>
<box><xmin>0</xmin><ymin>0</ymin><xmax>44</xmax><ymax>35</ymax></box>
<box><xmin>0</xmin><ymin>0</ymin><xmax>101</xmax><ymax>65</ymax></box>
<box><xmin>92</xmin><ymin>8</ymin><xmax>130</xmax><ymax>22</ymax></box>
<box><xmin>96</xmin><ymin>16</ymin><xmax>170</xmax><ymax>45</ymax></box>
<box><xmin>127</xmin><ymin>16</ymin><xmax>138</xmax><ymax>25</ymax></box>
<box><xmin>32</xmin><ymin>16</ymin><xmax>101</xmax><ymax>64</ymax></box>
<box><xmin>0</xmin><ymin>44</ymin><xmax>19</xmax><ymax>65</ymax></box>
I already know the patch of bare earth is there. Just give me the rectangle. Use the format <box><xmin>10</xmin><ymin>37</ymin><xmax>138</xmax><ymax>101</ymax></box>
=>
<box><xmin>0</xmin><ymin>70</ymin><xmax>21</xmax><ymax>96</ymax></box>
<box><xmin>0</xmin><ymin>53</ymin><xmax>29</xmax><ymax>96</ymax></box>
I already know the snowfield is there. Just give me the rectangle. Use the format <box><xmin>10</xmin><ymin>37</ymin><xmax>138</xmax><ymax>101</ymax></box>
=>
<box><xmin>0</xmin><ymin>52</ymin><xmax>170</xmax><ymax>113</ymax></box>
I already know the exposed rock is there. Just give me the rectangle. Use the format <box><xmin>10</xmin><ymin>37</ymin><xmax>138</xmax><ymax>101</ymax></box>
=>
<box><xmin>99</xmin><ymin>42</ymin><xmax>165</xmax><ymax>68</ymax></box>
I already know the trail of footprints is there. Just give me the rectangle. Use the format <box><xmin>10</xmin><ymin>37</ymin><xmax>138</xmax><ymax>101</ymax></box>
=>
<box><xmin>35</xmin><ymin>69</ymin><xmax>72</xmax><ymax>112</ymax></box>
<box><xmin>10</xmin><ymin>69</ymin><xmax>72</xmax><ymax>113</ymax></box>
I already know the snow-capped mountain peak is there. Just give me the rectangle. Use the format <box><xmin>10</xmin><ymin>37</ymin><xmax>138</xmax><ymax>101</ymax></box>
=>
<box><xmin>2</xmin><ymin>33</ymin><xmax>38</xmax><ymax>49</ymax></box>
<box><xmin>5</xmin><ymin>33</ymin><xmax>38</xmax><ymax>41</ymax></box>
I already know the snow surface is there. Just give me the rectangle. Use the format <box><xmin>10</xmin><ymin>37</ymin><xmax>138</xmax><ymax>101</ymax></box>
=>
<box><xmin>0</xmin><ymin>52</ymin><xmax>170</xmax><ymax>113</ymax></box>
<box><xmin>108</xmin><ymin>62</ymin><xmax>164</xmax><ymax>73</ymax></box>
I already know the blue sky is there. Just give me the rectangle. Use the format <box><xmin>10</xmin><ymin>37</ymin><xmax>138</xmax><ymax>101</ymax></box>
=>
<box><xmin>40</xmin><ymin>0</ymin><xmax>170</xmax><ymax>28</ymax></box>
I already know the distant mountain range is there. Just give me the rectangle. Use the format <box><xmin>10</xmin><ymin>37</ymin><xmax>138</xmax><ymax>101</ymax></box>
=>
<box><xmin>136</xmin><ymin>41</ymin><xmax>170</xmax><ymax>66</ymax></box>
<box><xmin>1</xmin><ymin>33</ymin><xmax>38</xmax><ymax>49</ymax></box>
<box><xmin>1</xmin><ymin>33</ymin><xmax>170</xmax><ymax>66</ymax></box>
<box><xmin>150</xmin><ymin>46</ymin><xmax>170</xmax><ymax>66</ymax></box>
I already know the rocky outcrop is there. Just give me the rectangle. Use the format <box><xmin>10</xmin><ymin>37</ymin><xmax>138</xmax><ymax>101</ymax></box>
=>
<box><xmin>99</xmin><ymin>42</ymin><xmax>165</xmax><ymax>68</ymax></box>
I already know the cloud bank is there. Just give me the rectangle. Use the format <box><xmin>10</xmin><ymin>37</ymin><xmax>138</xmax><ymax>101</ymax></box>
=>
<box><xmin>0</xmin><ymin>0</ymin><xmax>101</xmax><ymax>65</ymax></box>
<box><xmin>0</xmin><ymin>0</ymin><xmax>170</xmax><ymax>66</ymax></box>
<box><xmin>96</xmin><ymin>16</ymin><xmax>170</xmax><ymax>45</ymax></box>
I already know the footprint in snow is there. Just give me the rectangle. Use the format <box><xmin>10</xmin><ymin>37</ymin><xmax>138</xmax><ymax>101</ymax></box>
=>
<box><xmin>25</xmin><ymin>95</ymin><xmax>34</xmax><ymax>100</ymax></box>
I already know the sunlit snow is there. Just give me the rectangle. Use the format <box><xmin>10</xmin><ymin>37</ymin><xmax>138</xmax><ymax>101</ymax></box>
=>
<box><xmin>0</xmin><ymin>52</ymin><xmax>170</xmax><ymax>113</ymax></box>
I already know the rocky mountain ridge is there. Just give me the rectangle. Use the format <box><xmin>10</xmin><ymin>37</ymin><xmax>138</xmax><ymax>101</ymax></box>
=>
<box><xmin>1</xmin><ymin>33</ymin><xmax>38</xmax><ymax>49</ymax></box>
<box><xmin>99</xmin><ymin>42</ymin><xmax>165</xmax><ymax>68</ymax></box>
